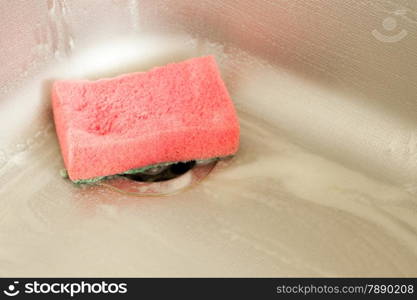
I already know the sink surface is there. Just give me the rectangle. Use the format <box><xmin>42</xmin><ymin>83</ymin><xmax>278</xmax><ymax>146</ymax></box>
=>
<box><xmin>0</xmin><ymin>0</ymin><xmax>417</xmax><ymax>276</ymax></box>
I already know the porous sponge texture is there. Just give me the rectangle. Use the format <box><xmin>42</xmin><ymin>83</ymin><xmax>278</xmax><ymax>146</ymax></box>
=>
<box><xmin>52</xmin><ymin>56</ymin><xmax>240</xmax><ymax>181</ymax></box>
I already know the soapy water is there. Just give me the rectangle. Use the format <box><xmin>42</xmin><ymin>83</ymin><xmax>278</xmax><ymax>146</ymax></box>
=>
<box><xmin>0</xmin><ymin>33</ymin><xmax>417</xmax><ymax>276</ymax></box>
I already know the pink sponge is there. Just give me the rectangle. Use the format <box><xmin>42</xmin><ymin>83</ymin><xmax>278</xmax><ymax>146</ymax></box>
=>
<box><xmin>52</xmin><ymin>56</ymin><xmax>240</xmax><ymax>181</ymax></box>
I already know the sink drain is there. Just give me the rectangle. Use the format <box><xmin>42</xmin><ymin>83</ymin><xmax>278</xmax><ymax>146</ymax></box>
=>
<box><xmin>122</xmin><ymin>161</ymin><xmax>196</xmax><ymax>182</ymax></box>
<box><xmin>97</xmin><ymin>159</ymin><xmax>219</xmax><ymax>196</ymax></box>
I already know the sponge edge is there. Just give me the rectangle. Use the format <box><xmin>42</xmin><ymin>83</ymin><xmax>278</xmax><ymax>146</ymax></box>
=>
<box><xmin>52</xmin><ymin>56</ymin><xmax>240</xmax><ymax>181</ymax></box>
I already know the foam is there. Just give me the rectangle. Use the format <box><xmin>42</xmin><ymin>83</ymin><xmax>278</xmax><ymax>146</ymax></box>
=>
<box><xmin>52</xmin><ymin>56</ymin><xmax>240</xmax><ymax>181</ymax></box>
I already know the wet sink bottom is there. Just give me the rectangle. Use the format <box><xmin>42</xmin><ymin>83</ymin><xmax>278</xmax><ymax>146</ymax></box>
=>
<box><xmin>0</xmin><ymin>32</ymin><xmax>417</xmax><ymax>277</ymax></box>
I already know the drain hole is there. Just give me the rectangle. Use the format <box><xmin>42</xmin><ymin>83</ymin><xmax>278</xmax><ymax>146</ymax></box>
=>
<box><xmin>122</xmin><ymin>161</ymin><xmax>196</xmax><ymax>182</ymax></box>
